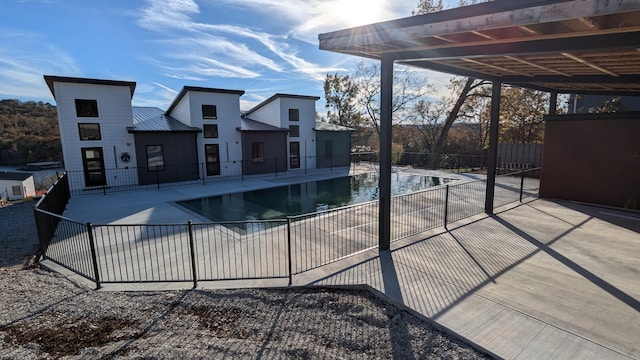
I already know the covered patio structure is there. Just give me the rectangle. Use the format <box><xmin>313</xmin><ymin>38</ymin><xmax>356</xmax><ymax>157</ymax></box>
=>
<box><xmin>318</xmin><ymin>0</ymin><xmax>640</xmax><ymax>250</ymax></box>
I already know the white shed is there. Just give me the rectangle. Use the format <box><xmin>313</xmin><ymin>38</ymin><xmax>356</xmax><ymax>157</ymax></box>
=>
<box><xmin>0</xmin><ymin>172</ymin><xmax>36</xmax><ymax>201</ymax></box>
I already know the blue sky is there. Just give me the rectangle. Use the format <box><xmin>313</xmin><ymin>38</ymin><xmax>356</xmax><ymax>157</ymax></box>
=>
<box><xmin>1</xmin><ymin>0</ymin><xmax>457</xmax><ymax>112</ymax></box>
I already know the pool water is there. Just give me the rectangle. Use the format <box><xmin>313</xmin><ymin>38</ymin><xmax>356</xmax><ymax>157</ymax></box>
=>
<box><xmin>177</xmin><ymin>172</ymin><xmax>450</xmax><ymax>223</ymax></box>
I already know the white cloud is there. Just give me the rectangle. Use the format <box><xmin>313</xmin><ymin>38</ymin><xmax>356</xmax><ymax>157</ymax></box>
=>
<box><xmin>136</xmin><ymin>0</ymin><xmax>342</xmax><ymax>84</ymax></box>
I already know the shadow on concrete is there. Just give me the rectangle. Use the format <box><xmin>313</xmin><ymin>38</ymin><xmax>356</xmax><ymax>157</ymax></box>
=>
<box><xmin>494</xmin><ymin>215</ymin><xmax>640</xmax><ymax>313</ymax></box>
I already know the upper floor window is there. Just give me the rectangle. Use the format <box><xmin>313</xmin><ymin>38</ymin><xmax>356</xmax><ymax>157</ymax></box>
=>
<box><xmin>75</xmin><ymin>99</ymin><xmax>98</xmax><ymax>117</ymax></box>
<box><xmin>289</xmin><ymin>125</ymin><xmax>299</xmax><ymax>137</ymax></box>
<box><xmin>78</xmin><ymin>123</ymin><xmax>101</xmax><ymax>141</ymax></box>
<box><xmin>202</xmin><ymin>105</ymin><xmax>217</xmax><ymax>119</ymax></box>
<box><xmin>203</xmin><ymin>124</ymin><xmax>218</xmax><ymax>138</ymax></box>
<box><xmin>288</xmin><ymin>108</ymin><xmax>299</xmax><ymax>121</ymax></box>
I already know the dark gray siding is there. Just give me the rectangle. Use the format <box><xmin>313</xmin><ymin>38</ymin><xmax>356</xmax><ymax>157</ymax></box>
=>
<box><xmin>133</xmin><ymin>132</ymin><xmax>199</xmax><ymax>185</ymax></box>
<box><xmin>316</xmin><ymin>131</ymin><xmax>352</xmax><ymax>168</ymax></box>
<box><xmin>241</xmin><ymin>132</ymin><xmax>288</xmax><ymax>175</ymax></box>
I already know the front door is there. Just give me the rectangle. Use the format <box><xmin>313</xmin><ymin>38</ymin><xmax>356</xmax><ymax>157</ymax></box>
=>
<box><xmin>290</xmin><ymin>142</ymin><xmax>300</xmax><ymax>169</ymax></box>
<box><xmin>205</xmin><ymin>144</ymin><xmax>220</xmax><ymax>176</ymax></box>
<box><xmin>81</xmin><ymin>147</ymin><xmax>106</xmax><ymax>187</ymax></box>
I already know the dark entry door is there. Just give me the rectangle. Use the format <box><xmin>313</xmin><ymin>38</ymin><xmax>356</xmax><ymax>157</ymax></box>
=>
<box><xmin>81</xmin><ymin>147</ymin><xmax>106</xmax><ymax>187</ymax></box>
<box><xmin>205</xmin><ymin>144</ymin><xmax>221</xmax><ymax>176</ymax></box>
<box><xmin>290</xmin><ymin>142</ymin><xmax>300</xmax><ymax>168</ymax></box>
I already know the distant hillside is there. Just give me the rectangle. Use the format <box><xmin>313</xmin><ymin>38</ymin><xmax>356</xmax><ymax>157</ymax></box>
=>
<box><xmin>0</xmin><ymin>99</ymin><xmax>61</xmax><ymax>165</ymax></box>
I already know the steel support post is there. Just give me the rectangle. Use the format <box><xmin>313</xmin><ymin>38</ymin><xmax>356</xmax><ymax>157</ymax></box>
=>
<box><xmin>379</xmin><ymin>55</ymin><xmax>394</xmax><ymax>251</ymax></box>
<box><xmin>485</xmin><ymin>81</ymin><xmax>502</xmax><ymax>214</ymax></box>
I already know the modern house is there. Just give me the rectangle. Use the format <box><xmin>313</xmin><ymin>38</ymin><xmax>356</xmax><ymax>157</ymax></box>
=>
<box><xmin>44</xmin><ymin>75</ymin><xmax>352</xmax><ymax>191</ymax></box>
<box><xmin>0</xmin><ymin>172</ymin><xmax>36</xmax><ymax>201</ymax></box>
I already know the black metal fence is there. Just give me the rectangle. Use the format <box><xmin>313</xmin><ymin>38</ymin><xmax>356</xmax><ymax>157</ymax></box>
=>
<box><xmin>65</xmin><ymin>155</ymin><xmax>354</xmax><ymax>197</ymax></box>
<box><xmin>33</xmin><ymin>166</ymin><xmax>540</xmax><ymax>289</ymax></box>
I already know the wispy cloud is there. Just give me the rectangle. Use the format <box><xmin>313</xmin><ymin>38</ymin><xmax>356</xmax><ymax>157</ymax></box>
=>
<box><xmin>136</xmin><ymin>0</ymin><xmax>343</xmax><ymax>83</ymax></box>
<box><xmin>0</xmin><ymin>30</ymin><xmax>80</xmax><ymax>100</ymax></box>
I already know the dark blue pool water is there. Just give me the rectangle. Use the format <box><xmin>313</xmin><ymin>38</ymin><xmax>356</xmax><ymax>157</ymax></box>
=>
<box><xmin>177</xmin><ymin>172</ymin><xmax>450</xmax><ymax>223</ymax></box>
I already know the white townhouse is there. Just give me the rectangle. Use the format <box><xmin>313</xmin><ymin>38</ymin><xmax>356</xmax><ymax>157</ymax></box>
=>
<box><xmin>44</xmin><ymin>75</ymin><xmax>352</xmax><ymax>191</ymax></box>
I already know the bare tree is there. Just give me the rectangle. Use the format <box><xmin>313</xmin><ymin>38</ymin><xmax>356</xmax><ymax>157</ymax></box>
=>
<box><xmin>354</xmin><ymin>62</ymin><xmax>433</xmax><ymax>139</ymax></box>
<box><xmin>413</xmin><ymin>0</ymin><xmax>493</xmax><ymax>168</ymax></box>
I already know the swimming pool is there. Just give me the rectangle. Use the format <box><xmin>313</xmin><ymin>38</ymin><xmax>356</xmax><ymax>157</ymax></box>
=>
<box><xmin>177</xmin><ymin>172</ymin><xmax>451</xmax><ymax>224</ymax></box>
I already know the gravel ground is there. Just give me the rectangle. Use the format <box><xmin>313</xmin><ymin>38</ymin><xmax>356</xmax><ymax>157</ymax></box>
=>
<box><xmin>1</xmin><ymin>201</ymin><xmax>490</xmax><ymax>359</ymax></box>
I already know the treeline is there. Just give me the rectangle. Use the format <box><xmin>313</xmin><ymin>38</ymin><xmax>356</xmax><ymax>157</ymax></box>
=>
<box><xmin>0</xmin><ymin>99</ymin><xmax>62</xmax><ymax>165</ymax></box>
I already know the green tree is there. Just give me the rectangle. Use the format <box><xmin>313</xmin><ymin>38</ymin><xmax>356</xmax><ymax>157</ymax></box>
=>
<box><xmin>323</xmin><ymin>73</ymin><xmax>363</xmax><ymax>128</ymax></box>
<box><xmin>498</xmin><ymin>86</ymin><xmax>548</xmax><ymax>143</ymax></box>
<box><xmin>0</xmin><ymin>99</ymin><xmax>61</xmax><ymax>165</ymax></box>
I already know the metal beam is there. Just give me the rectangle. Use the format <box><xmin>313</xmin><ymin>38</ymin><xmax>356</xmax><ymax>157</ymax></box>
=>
<box><xmin>391</xmin><ymin>31</ymin><xmax>640</xmax><ymax>62</ymax></box>
<box><xmin>550</xmin><ymin>91</ymin><xmax>558</xmax><ymax>116</ymax></box>
<box><xmin>485</xmin><ymin>81</ymin><xmax>502</xmax><ymax>214</ymax></box>
<box><xmin>379</xmin><ymin>55</ymin><xmax>394</xmax><ymax>251</ymax></box>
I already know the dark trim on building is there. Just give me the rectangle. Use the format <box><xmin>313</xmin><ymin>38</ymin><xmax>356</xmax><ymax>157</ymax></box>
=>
<box><xmin>166</xmin><ymin>86</ymin><xmax>245</xmax><ymax>114</ymax></box>
<box><xmin>244</xmin><ymin>93</ymin><xmax>321</xmax><ymax>115</ymax></box>
<box><xmin>44</xmin><ymin>75</ymin><xmax>136</xmax><ymax>99</ymax></box>
<box><xmin>545</xmin><ymin>111</ymin><xmax>640</xmax><ymax>122</ymax></box>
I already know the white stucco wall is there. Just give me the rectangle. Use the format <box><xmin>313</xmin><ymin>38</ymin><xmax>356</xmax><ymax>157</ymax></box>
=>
<box><xmin>52</xmin><ymin>81</ymin><xmax>138</xmax><ymax>188</ymax></box>
<box><xmin>245</xmin><ymin>98</ymin><xmax>281</xmax><ymax>127</ymax></box>
<box><xmin>186</xmin><ymin>91</ymin><xmax>243</xmax><ymax>171</ymax></box>
<box><xmin>1</xmin><ymin>177</ymin><xmax>35</xmax><ymax>200</ymax></box>
<box><xmin>279</xmin><ymin>97</ymin><xmax>318</xmax><ymax>170</ymax></box>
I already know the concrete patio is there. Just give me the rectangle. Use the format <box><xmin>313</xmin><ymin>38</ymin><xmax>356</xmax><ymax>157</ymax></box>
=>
<box><xmin>296</xmin><ymin>199</ymin><xmax>640</xmax><ymax>359</ymax></box>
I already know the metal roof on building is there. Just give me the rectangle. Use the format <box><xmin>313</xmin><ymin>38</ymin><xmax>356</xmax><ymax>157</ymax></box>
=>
<box><xmin>314</xmin><ymin>122</ymin><xmax>354</xmax><ymax>132</ymax></box>
<box><xmin>0</xmin><ymin>172</ymin><xmax>33</xmax><ymax>181</ymax></box>
<box><xmin>319</xmin><ymin>0</ymin><xmax>640</xmax><ymax>96</ymax></box>
<box><xmin>238</xmin><ymin>118</ymin><xmax>289</xmax><ymax>132</ymax></box>
<box><xmin>129</xmin><ymin>107</ymin><xmax>201</xmax><ymax>132</ymax></box>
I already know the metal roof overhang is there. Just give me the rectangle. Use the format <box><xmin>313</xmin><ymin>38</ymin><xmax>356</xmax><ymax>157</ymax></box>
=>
<box><xmin>318</xmin><ymin>0</ymin><xmax>640</xmax><ymax>96</ymax></box>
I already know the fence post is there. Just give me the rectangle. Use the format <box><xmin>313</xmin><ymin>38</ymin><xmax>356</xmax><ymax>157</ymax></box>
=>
<box><xmin>519</xmin><ymin>168</ymin><xmax>525</xmax><ymax>202</ymax></box>
<box><xmin>187</xmin><ymin>221</ymin><xmax>198</xmax><ymax>289</ymax></box>
<box><xmin>444</xmin><ymin>185</ymin><xmax>450</xmax><ymax>230</ymax></box>
<box><xmin>287</xmin><ymin>218</ymin><xmax>293</xmax><ymax>286</ymax></box>
<box><xmin>202</xmin><ymin>162</ymin><xmax>206</xmax><ymax>185</ymax></box>
<box><xmin>86</xmin><ymin>222</ymin><xmax>101</xmax><ymax>290</ymax></box>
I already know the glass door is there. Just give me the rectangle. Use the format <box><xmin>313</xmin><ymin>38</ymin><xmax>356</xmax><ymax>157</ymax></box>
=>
<box><xmin>81</xmin><ymin>147</ymin><xmax>106</xmax><ymax>187</ymax></box>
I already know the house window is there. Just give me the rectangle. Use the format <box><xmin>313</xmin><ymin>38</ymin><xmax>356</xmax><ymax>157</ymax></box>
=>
<box><xmin>75</xmin><ymin>99</ymin><xmax>99</xmax><ymax>117</ymax></box>
<box><xmin>203</xmin><ymin>124</ymin><xmax>218</xmax><ymax>138</ymax></box>
<box><xmin>12</xmin><ymin>186</ymin><xmax>21</xmax><ymax>196</ymax></box>
<box><xmin>202</xmin><ymin>105</ymin><xmax>217</xmax><ymax>119</ymax></box>
<box><xmin>251</xmin><ymin>142</ymin><xmax>264</xmax><ymax>164</ymax></box>
<box><xmin>146</xmin><ymin>145</ymin><xmax>165</xmax><ymax>171</ymax></box>
<box><xmin>289</xmin><ymin>125</ymin><xmax>299</xmax><ymax>137</ymax></box>
<box><xmin>289</xmin><ymin>108</ymin><xmax>299</xmax><ymax>121</ymax></box>
<box><xmin>78</xmin><ymin>123</ymin><xmax>101</xmax><ymax>140</ymax></box>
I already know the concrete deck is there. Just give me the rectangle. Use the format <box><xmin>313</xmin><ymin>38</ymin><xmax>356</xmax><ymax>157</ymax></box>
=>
<box><xmin>296</xmin><ymin>200</ymin><xmax>640</xmax><ymax>359</ymax></box>
<box><xmin>55</xmin><ymin>168</ymin><xmax>639</xmax><ymax>359</ymax></box>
